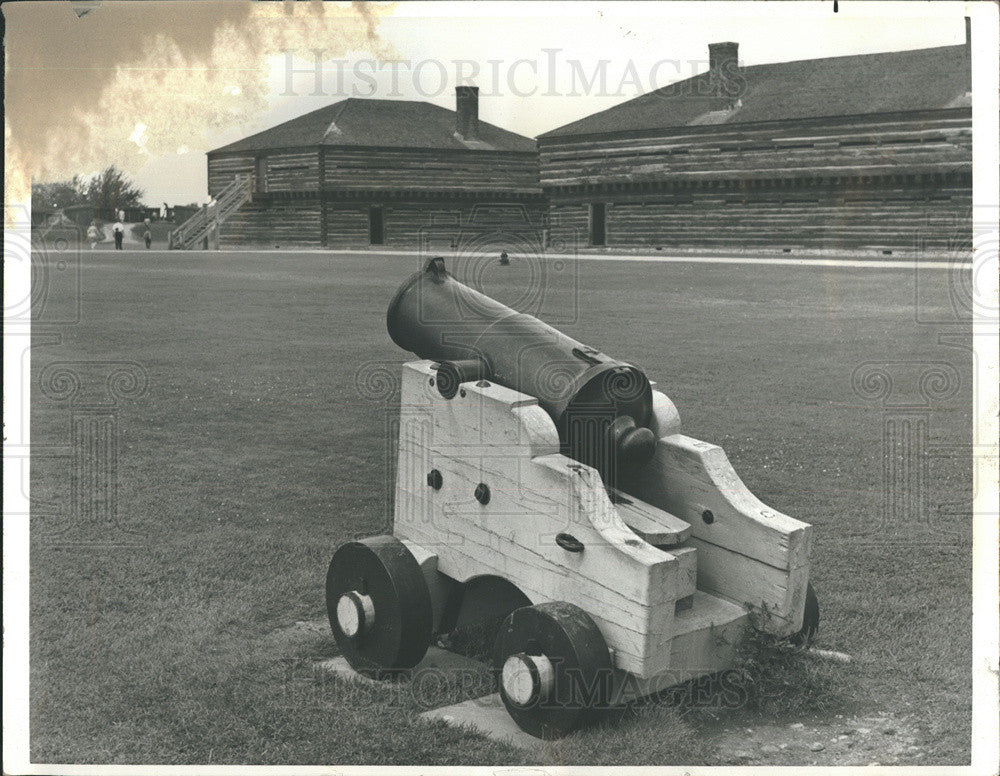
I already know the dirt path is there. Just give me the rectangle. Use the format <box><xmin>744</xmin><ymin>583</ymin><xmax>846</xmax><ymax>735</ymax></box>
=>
<box><xmin>708</xmin><ymin>711</ymin><xmax>927</xmax><ymax>766</ymax></box>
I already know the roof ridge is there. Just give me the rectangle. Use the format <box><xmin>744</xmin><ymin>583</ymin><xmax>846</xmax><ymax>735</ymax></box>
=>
<box><xmin>340</xmin><ymin>96</ymin><xmax>444</xmax><ymax>106</ymax></box>
<box><xmin>739</xmin><ymin>41</ymin><xmax>964</xmax><ymax>72</ymax></box>
<box><xmin>644</xmin><ymin>42</ymin><xmax>967</xmax><ymax>99</ymax></box>
<box><xmin>210</xmin><ymin>95</ymin><xmax>536</xmax><ymax>154</ymax></box>
<box><xmin>540</xmin><ymin>42</ymin><xmax>968</xmax><ymax>139</ymax></box>
<box><xmin>211</xmin><ymin>98</ymin><xmax>349</xmax><ymax>152</ymax></box>
<box><xmin>322</xmin><ymin>98</ymin><xmax>352</xmax><ymax>137</ymax></box>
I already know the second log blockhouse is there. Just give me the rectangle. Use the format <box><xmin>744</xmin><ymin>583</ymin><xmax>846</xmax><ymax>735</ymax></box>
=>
<box><xmin>539</xmin><ymin>36</ymin><xmax>972</xmax><ymax>255</ymax></box>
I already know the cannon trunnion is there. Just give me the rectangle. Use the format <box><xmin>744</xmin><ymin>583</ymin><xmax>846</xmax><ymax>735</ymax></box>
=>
<box><xmin>326</xmin><ymin>258</ymin><xmax>816</xmax><ymax>740</ymax></box>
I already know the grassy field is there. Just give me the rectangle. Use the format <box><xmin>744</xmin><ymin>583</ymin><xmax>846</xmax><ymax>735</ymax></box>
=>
<box><xmin>27</xmin><ymin>248</ymin><xmax>973</xmax><ymax>765</ymax></box>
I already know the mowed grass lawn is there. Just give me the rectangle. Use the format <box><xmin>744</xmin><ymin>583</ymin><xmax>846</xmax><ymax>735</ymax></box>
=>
<box><xmin>28</xmin><ymin>249</ymin><xmax>973</xmax><ymax>765</ymax></box>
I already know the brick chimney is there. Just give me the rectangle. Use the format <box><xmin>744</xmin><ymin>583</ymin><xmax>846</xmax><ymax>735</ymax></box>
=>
<box><xmin>708</xmin><ymin>41</ymin><xmax>740</xmax><ymax>97</ymax></box>
<box><xmin>455</xmin><ymin>86</ymin><xmax>479</xmax><ymax>141</ymax></box>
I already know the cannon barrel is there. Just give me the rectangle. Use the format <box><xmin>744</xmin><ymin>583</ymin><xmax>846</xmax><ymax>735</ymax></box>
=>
<box><xmin>386</xmin><ymin>257</ymin><xmax>656</xmax><ymax>484</ymax></box>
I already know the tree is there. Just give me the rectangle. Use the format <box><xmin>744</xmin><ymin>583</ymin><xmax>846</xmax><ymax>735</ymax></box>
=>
<box><xmin>32</xmin><ymin>166</ymin><xmax>146</xmax><ymax>223</ymax></box>
<box><xmin>82</xmin><ymin>166</ymin><xmax>145</xmax><ymax>215</ymax></box>
<box><xmin>31</xmin><ymin>178</ymin><xmax>86</xmax><ymax>212</ymax></box>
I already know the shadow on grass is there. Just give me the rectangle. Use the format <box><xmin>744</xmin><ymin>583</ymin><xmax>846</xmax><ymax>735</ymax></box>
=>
<box><xmin>555</xmin><ymin>703</ymin><xmax>713</xmax><ymax>765</ymax></box>
<box><xmin>723</xmin><ymin>629</ymin><xmax>853</xmax><ymax>718</ymax></box>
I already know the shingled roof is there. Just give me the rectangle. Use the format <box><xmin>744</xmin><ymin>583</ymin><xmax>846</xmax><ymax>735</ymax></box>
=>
<box><xmin>541</xmin><ymin>44</ymin><xmax>970</xmax><ymax>139</ymax></box>
<box><xmin>209</xmin><ymin>98</ymin><xmax>536</xmax><ymax>154</ymax></box>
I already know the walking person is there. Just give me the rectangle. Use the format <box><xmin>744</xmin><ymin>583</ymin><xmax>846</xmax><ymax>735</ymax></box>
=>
<box><xmin>143</xmin><ymin>218</ymin><xmax>153</xmax><ymax>249</ymax></box>
<box><xmin>113</xmin><ymin>219</ymin><xmax>125</xmax><ymax>250</ymax></box>
<box><xmin>87</xmin><ymin>219</ymin><xmax>104</xmax><ymax>250</ymax></box>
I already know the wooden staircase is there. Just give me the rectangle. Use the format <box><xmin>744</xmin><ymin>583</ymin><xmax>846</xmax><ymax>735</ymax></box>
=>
<box><xmin>169</xmin><ymin>175</ymin><xmax>252</xmax><ymax>249</ymax></box>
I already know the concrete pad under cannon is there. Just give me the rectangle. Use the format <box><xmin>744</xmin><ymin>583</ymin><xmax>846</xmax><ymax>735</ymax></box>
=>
<box><xmin>317</xmin><ymin>646</ymin><xmax>488</xmax><ymax>686</ymax></box>
<box><xmin>319</xmin><ymin>648</ymin><xmax>546</xmax><ymax>750</ymax></box>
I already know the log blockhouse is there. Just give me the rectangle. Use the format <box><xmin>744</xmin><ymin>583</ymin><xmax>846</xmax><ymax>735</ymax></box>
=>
<box><xmin>207</xmin><ymin>87</ymin><xmax>544</xmax><ymax>249</ymax></box>
<box><xmin>539</xmin><ymin>37</ymin><xmax>972</xmax><ymax>255</ymax></box>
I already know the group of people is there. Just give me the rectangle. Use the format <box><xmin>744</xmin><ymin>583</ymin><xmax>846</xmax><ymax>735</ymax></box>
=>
<box><xmin>87</xmin><ymin>217</ymin><xmax>154</xmax><ymax>250</ymax></box>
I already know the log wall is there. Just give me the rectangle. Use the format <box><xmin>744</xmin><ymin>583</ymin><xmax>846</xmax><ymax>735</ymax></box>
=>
<box><xmin>209</xmin><ymin>147</ymin><xmax>541</xmax><ymax>198</ymax></box>
<box><xmin>208</xmin><ymin>144</ymin><xmax>543</xmax><ymax>248</ymax></box>
<box><xmin>217</xmin><ymin>194</ymin><xmax>547</xmax><ymax>249</ymax></box>
<box><xmin>218</xmin><ymin>197</ymin><xmax>322</xmax><ymax>248</ymax></box>
<box><xmin>321</xmin><ymin>203</ymin><xmax>369</xmax><ymax>248</ymax></box>
<box><xmin>265</xmin><ymin>151</ymin><xmax>321</xmax><ymax>192</ymax></box>
<box><xmin>541</xmin><ymin>110</ymin><xmax>972</xmax><ymax>254</ymax></box>
<box><xmin>539</xmin><ymin>111</ymin><xmax>971</xmax><ymax>188</ymax></box>
<box><xmin>207</xmin><ymin>156</ymin><xmax>255</xmax><ymax>198</ymax></box>
<box><xmin>322</xmin><ymin>148</ymin><xmax>539</xmax><ymax>193</ymax></box>
<box><xmin>323</xmin><ymin>198</ymin><xmax>548</xmax><ymax>250</ymax></box>
<box><xmin>547</xmin><ymin>175</ymin><xmax>971</xmax><ymax>253</ymax></box>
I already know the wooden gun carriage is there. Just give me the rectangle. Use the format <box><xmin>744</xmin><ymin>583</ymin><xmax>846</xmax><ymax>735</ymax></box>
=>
<box><xmin>326</xmin><ymin>257</ymin><xmax>818</xmax><ymax>739</ymax></box>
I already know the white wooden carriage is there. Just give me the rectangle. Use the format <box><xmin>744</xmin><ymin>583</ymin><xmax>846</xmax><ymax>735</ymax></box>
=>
<box><xmin>327</xmin><ymin>357</ymin><xmax>815</xmax><ymax>738</ymax></box>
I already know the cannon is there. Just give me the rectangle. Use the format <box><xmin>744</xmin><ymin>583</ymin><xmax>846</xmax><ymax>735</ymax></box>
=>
<box><xmin>326</xmin><ymin>257</ymin><xmax>818</xmax><ymax>739</ymax></box>
<box><xmin>386</xmin><ymin>256</ymin><xmax>657</xmax><ymax>489</ymax></box>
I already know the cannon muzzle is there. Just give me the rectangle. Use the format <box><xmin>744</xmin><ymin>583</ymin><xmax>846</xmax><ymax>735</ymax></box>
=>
<box><xmin>386</xmin><ymin>257</ymin><xmax>656</xmax><ymax>485</ymax></box>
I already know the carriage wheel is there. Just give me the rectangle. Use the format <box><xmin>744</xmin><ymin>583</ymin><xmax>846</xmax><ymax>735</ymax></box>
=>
<box><xmin>325</xmin><ymin>535</ymin><xmax>432</xmax><ymax>676</ymax></box>
<box><xmin>493</xmin><ymin>601</ymin><xmax>614</xmax><ymax>739</ymax></box>
<box><xmin>790</xmin><ymin>583</ymin><xmax>820</xmax><ymax>647</ymax></box>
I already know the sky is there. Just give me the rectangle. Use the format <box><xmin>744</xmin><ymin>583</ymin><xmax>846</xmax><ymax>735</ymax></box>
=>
<box><xmin>4</xmin><ymin>1</ymin><xmax>970</xmax><ymax>207</ymax></box>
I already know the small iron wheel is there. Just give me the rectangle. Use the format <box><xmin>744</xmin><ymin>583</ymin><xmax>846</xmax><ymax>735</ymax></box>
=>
<box><xmin>325</xmin><ymin>535</ymin><xmax>432</xmax><ymax>676</ymax></box>
<box><xmin>790</xmin><ymin>583</ymin><xmax>820</xmax><ymax>646</ymax></box>
<box><xmin>493</xmin><ymin>601</ymin><xmax>614</xmax><ymax>739</ymax></box>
